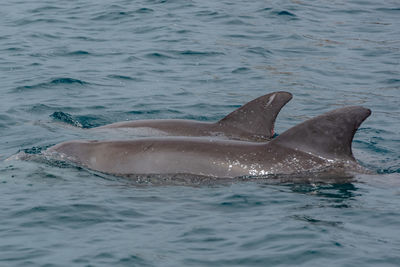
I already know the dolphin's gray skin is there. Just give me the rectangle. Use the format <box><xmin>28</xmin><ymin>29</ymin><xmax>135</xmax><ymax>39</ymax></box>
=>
<box><xmin>47</xmin><ymin>106</ymin><xmax>371</xmax><ymax>178</ymax></box>
<box><xmin>93</xmin><ymin>91</ymin><xmax>292</xmax><ymax>141</ymax></box>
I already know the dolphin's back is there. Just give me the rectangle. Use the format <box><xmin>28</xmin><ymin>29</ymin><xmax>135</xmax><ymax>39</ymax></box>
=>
<box><xmin>47</xmin><ymin>106</ymin><xmax>371</xmax><ymax>178</ymax></box>
<box><xmin>49</xmin><ymin>138</ymin><xmax>263</xmax><ymax>177</ymax></box>
<box><xmin>94</xmin><ymin>92</ymin><xmax>292</xmax><ymax>141</ymax></box>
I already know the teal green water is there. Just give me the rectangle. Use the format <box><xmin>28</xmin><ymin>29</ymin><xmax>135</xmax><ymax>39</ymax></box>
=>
<box><xmin>1</xmin><ymin>0</ymin><xmax>400</xmax><ymax>266</ymax></box>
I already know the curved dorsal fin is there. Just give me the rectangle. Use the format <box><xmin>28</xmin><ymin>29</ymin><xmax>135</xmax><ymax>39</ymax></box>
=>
<box><xmin>218</xmin><ymin>91</ymin><xmax>292</xmax><ymax>140</ymax></box>
<box><xmin>270</xmin><ymin>106</ymin><xmax>371</xmax><ymax>160</ymax></box>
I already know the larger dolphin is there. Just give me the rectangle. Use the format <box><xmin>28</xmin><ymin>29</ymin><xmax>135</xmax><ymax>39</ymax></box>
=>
<box><xmin>93</xmin><ymin>91</ymin><xmax>292</xmax><ymax>141</ymax></box>
<box><xmin>47</xmin><ymin>106</ymin><xmax>371</xmax><ymax>178</ymax></box>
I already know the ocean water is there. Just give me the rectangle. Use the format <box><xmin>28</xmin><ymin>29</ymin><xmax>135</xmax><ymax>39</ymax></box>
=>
<box><xmin>1</xmin><ymin>0</ymin><xmax>400</xmax><ymax>266</ymax></box>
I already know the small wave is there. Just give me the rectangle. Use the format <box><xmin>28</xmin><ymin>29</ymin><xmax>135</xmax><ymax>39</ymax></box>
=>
<box><xmin>257</xmin><ymin>7</ymin><xmax>272</xmax><ymax>12</ymax></box>
<box><xmin>14</xmin><ymin>18</ymin><xmax>64</xmax><ymax>26</ymax></box>
<box><xmin>247</xmin><ymin>47</ymin><xmax>273</xmax><ymax>57</ymax></box>
<box><xmin>272</xmin><ymin>10</ymin><xmax>297</xmax><ymax>17</ymax></box>
<box><xmin>50</xmin><ymin>78</ymin><xmax>87</xmax><ymax>85</ymax></box>
<box><xmin>196</xmin><ymin>10</ymin><xmax>219</xmax><ymax>16</ymax></box>
<box><xmin>333</xmin><ymin>9</ymin><xmax>371</xmax><ymax>14</ymax></box>
<box><xmin>13</xmin><ymin>82</ymin><xmax>46</xmax><ymax>92</ymax></box>
<box><xmin>27</xmin><ymin>104</ymin><xmax>53</xmax><ymax>114</ymax></box>
<box><xmin>376</xmin><ymin>8</ymin><xmax>400</xmax><ymax>13</ymax></box>
<box><xmin>218</xmin><ymin>193</ymin><xmax>264</xmax><ymax>208</ymax></box>
<box><xmin>145</xmin><ymin>52</ymin><xmax>174</xmax><ymax>59</ymax></box>
<box><xmin>175</xmin><ymin>29</ymin><xmax>191</xmax><ymax>34</ymax></box>
<box><xmin>91</xmin><ymin>10</ymin><xmax>135</xmax><ymax>21</ymax></box>
<box><xmin>76</xmin><ymin>115</ymin><xmax>110</xmax><ymax>128</ymax></box>
<box><xmin>354</xmin><ymin>139</ymin><xmax>392</xmax><ymax>154</ymax></box>
<box><xmin>13</xmin><ymin>78</ymin><xmax>88</xmax><ymax>92</ymax></box>
<box><xmin>232</xmin><ymin>67</ymin><xmax>250</xmax><ymax>74</ymax></box>
<box><xmin>5</xmin><ymin>47</ymin><xmax>23</xmax><ymax>52</ymax></box>
<box><xmin>0</xmin><ymin>114</ymin><xmax>13</xmax><ymax>129</ymax></box>
<box><xmin>107</xmin><ymin>74</ymin><xmax>139</xmax><ymax>81</ymax></box>
<box><xmin>30</xmin><ymin>6</ymin><xmax>62</xmax><ymax>13</ymax></box>
<box><xmin>147</xmin><ymin>0</ymin><xmax>168</xmax><ymax>3</ymax></box>
<box><xmin>0</xmin><ymin>114</ymin><xmax>12</xmax><ymax>121</ymax></box>
<box><xmin>180</xmin><ymin>50</ymin><xmax>224</xmax><ymax>56</ymax></box>
<box><xmin>134</xmin><ymin>25</ymin><xmax>165</xmax><ymax>34</ymax></box>
<box><xmin>173</xmin><ymin>91</ymin><xmax>194</xmax><ymax>97</ymax></box>
<box><xmin>123</xmin><ymin>55</ymin><xmax>141</xmax><ymax>62</ymax></box>
<box><xmin>376</xmin><ymin>167</ymin><xmax>400</xmax><ymax>174</ymax></box>
<box><xmin>66</xmin><ymin>50</ymin><xmax>91</xmax><ymax>56</ymax></box>
<box><xmin>291</xmin><ymin>215</ymin><xmax>344</xmax><ymax>227</ymax></box>
<box><xmin>135</xmin><ymin>8</ymin><xmax>154</xmax><ymax>13</ymax></box>
<box><xmin>224</xmin><ymin>34</ymin><xmax>253</xmax><ymax>39</ymax></box>
<box><xmin>50</xmin><ymin>111</ymin><xmax>83</xmax><ymax>128</ymax></box>
<box><xmin>384</xmin><ymin>79</ymin><xmax>400</xmax><ymax>85</ymax></box>
<box><xmin>70</xmin><ymin>36</ymin><xmax>106</xmax><ymax>42</ymax></box>
<box><xmin>224</xmin><ymin>19</ymin><xmax>251</xmax><ymax>26</ymax></box>
<box><xmin>50</xmin><ymin>112</ymin><xmax>108</xmax><ymax>128</ymax></box>
<box><xmin>117</xmin><ymin>255</ymin><xmax>151</xmax><ymax>266</ymax></box>
<box><xmin>29</xmin><ymin>33</ymin><xmax>60</xmax><ymax>40</ymax></box>
<box><xmin>170</xmin><ymin>50</ymin><xmax>225</xmax><ymax>57</ymax></box>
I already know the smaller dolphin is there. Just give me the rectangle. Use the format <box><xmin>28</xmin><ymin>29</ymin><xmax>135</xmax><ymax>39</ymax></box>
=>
<box><xmin>93</xmin><ymin>91</ymin><xmax>292</xmax><ymax>142</ymax></box>
<box><xmin>47</xmin><ymin>106</ymin><xmax>371</xmax><ymax>178</ymax></box>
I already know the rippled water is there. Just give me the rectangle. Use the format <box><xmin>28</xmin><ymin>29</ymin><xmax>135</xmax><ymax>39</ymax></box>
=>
<box><xmin>1</xmin><ymin>0</ymin><xmax>399</xmax><ymax>266</ymax></box>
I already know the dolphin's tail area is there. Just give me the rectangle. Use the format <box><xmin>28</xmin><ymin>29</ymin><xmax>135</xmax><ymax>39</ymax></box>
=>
<box><xmin>217</xmin><ymin>91</ymin><xmax>292</xmax><ymax>141</ymax></box>
<box><xmin>270</xmin><ymin>106</ymin><xmax>371</xmax><ymax>161</ymax></box>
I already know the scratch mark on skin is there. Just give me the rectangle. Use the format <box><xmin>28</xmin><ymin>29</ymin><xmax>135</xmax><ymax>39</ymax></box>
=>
<box><xmin>142</xmin><ymin>142</ymin><xmax>155</xmax><ymax>152</ymax></box>
<box><xmin>265</xmin><ymin>93</ymin><xmax>276</xmax><ymax>107</ymax></box>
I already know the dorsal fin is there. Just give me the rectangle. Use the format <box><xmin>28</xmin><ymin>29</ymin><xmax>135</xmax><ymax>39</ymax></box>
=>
<box><xmin>270</xmin><ymin>106</ymin><xmax>371</xmax><ymax>160</ymax></box>
<box><xmin>217</xmin><ymin>91</ymin><xmax>292</xmax><ymax>140</ymax></box>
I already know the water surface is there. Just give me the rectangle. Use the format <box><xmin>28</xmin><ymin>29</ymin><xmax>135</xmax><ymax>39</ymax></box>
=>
<box><xmin>1</xmin><ymin>0</ymin><xmax>399</xmax><ymax>266</ymax></box>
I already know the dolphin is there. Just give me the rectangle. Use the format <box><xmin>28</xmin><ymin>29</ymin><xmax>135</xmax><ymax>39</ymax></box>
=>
<box><xmin>92</xmin><ymin>91</ymin><xmax>292</xmax><ymax>141</ymax></box>
<box><xmin>46</xmin><ymin>106</ymin><xmax>371</xmax><ymax>178</ymax></box>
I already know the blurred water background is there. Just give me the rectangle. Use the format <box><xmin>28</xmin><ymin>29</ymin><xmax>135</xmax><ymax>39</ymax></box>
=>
<box><xmin>0</xmin><ymin>0</ymin><xmax>399</xmax><ymax>266</ymax></box>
